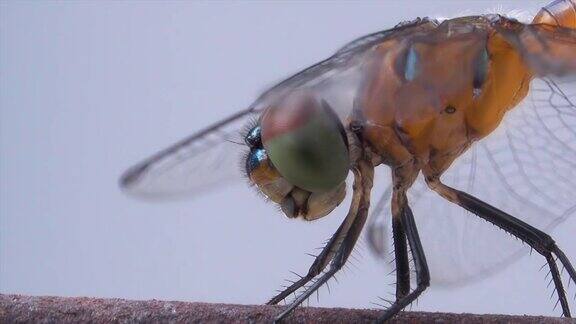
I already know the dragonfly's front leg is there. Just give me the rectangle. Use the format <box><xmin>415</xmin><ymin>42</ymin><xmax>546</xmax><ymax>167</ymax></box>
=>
<box><xmin>266</xmin><ymin>225</ymin><xmax>346</xmax><ymax>305</ymax></box>
<box><xmin>270</xmin><ymin>160</ymin><xmax>374</xmax><ymax>322</ymax></box>
<box><xmin>378</xmin><ymin>189</ymin><xmax>430</xmax><ymax>323</ymax></box>
<box><xmin>266</xmin><ymin>169</ymin><xmax>361</xmax><ymax>305</ymax></box>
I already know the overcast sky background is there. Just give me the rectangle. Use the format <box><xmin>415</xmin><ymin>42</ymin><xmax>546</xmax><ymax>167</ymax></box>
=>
<box><xmin>2</xmin><ymin>0</ymin><xmax>575</xmax><ymax>317</ymax></box>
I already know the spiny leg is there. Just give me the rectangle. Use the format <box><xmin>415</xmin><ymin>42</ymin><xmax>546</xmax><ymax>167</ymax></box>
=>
<box><xmin>378</xmin><ymin>192</ymin><xmax>430</xmax><ymax>322</ymax></box>
<box><xmin>267</xmin><ymin>214</ymin><xmax>355</xmax><ymax>305</ymax></box>
<box><xmin>392</xmin><ymin>215</ymin><xmax>410</xmax><ymax>300</ymax></box>
<box><xmin>553</xmin><ymin>247</ymin><xmax>576</xmax><ymax>292</ymax></box>
<box><xmin>273</xmin><ymin>160</ymin><xmax>374</xmax><ymax>322</ymax></box>
<box><xmin>427</xmin><ymin>176</ymin><xmax>574</xmax><ymax>317</ymax></box>
<box><xmin>267</xmin><ymin>165</ymin><xmax>366</xmax><ymax>306</ymax></box>
<box><xmin>274</xmin><ymin>194</ymin><xmax>370</xmax><ymax>322</ymax></box>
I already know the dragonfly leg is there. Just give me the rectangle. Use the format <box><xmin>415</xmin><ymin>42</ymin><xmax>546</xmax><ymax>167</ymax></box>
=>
<box><xmin>378</xmin><ymin>190</ymin><xmax>430</xmax><ymax>322</ymax></box>
<box><xmin>266</xmin><ymin>217</ymin><xmax>352</xmax><ymax>305</ymax></box>
<box><xmin>392</xmin><ymin>214</ymin><xmax>411</xmax><ymax>299</ymax></box>
<box><xmin>271</xmin><ymin>160</ymin><xmax>374</xmax><ymax>322</ymax></box>
<box><xmin>425</xmin><ymin>175</ymin><xmax>575</xmax><ymax>317</ymax></box>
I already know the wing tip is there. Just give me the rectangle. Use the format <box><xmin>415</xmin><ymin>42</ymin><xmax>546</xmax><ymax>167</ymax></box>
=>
<box><xmin>119</xmin><ymin>162</ymin><xmax>150</xmax><ymax>191</ymax></box>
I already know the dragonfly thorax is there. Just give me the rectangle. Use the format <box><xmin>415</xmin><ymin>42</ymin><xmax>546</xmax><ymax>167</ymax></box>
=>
<box><xmin>355</xmin><ymin>16</ymin><xmax>534</xmax><ymax>180</ymax></box>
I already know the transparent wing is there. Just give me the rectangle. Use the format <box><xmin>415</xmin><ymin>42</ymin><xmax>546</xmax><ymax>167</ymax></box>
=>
<box><xmin>367</xmin><ymin>77</ymin><xmax>576</xmax><ymax>286</ymax></box>
<box><xmin>120</xmin><ymin>18</ymin><xmax>435</xmax><ymax>200</ymax></box>
<box><xmin>120</xmin><ymin>108</ymin><xmax>260</xmax><ymax>199</ymax></box>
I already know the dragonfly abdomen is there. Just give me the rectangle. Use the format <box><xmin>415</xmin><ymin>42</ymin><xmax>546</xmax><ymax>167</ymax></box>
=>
<box><xmin>533</xmin><ymin>0</ymin><xmax>576</xmax><ymax>28</ymax></box>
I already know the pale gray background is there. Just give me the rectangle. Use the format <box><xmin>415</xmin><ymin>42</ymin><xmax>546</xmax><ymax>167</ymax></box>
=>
<box><xmin>1</xmin><ymin>0</ymin><xmax>575</xmax><ymax>317</ymax></box>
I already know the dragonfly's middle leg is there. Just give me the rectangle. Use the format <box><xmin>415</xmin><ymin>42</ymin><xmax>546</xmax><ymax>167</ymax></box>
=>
<box><xmin>392</xmin><ymin>214</ymin><xmax>411</xmax><ymax>300</ymax></box>
<box><xmin>378</xmin><ymin>189</ymin><xmax>430</xmax><ymax>323</ymax></box>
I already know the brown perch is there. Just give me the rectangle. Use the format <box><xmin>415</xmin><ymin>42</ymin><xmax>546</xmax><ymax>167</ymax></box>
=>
<box><xmin>1</xmin><ymin>294</ymin><xmax>574</xmax><ymax>323</ymax></box>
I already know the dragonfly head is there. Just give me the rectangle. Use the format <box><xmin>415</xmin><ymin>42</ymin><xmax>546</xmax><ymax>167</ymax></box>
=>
<box><xmin>244</xmin><ymin>90</ymin><xmax>349</xmax><ymax>221</ymax></box>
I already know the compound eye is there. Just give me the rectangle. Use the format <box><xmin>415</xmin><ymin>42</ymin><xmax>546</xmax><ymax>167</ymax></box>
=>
<box><xmin>245</xmin><ymin>148</ymin><xmax>267</xmax><ymax>176</ymax></box>
<box><xmin>244</xmin><ymin>125</ymin><xmax>262</xmax><ymax>148</ymax></box>
<box><xmin>245</xmin><ymin>147</ymin><xmax>293</xmax><ymax>203</ymax></box>
<box><xmin>260</xmin><ymin>92</ymin><xmax>349</xmax><ymax>193</ymax></box>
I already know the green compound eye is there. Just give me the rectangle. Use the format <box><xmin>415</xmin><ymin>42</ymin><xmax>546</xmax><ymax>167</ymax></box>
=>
<box><xmin>260</xmin><ymin>92</ymin><xmax>349</xmax><ymax>193</ymax></box>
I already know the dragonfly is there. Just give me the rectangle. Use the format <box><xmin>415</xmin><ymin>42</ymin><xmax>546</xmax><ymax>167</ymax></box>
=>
<box><xmin>121</xmin><ymin>0</ymin><xmax>576</xmax><ymax>322</ymax></box>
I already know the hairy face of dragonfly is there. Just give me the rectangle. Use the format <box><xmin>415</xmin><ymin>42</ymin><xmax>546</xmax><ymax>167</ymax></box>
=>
<box><xmin>244</xmin><ymin>91</ymin><xmax>349</xmax><ymax>220</ymax></box>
